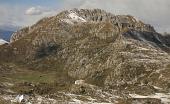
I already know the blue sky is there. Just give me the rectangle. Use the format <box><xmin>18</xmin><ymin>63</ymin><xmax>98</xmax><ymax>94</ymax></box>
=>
<box><xmin>0</xmin><ymin>0</ymin><xmax>61</xmax><ymax>7</ymax></box>
<box><xmin>0</xmin><ymin>0</ymin><xmax>170</xmax><ymax>33</ymax></box>
<box><xmin>0</xmin><ymin>0</ymin><xmax>62</xmax><ymax>27</ymax></box>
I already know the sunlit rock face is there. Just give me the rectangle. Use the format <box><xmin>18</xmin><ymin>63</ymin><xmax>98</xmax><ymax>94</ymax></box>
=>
<box><xmin>10</xmin><ymin>9</ymin><xmax>155</xmax><ymax>43</ymax></box>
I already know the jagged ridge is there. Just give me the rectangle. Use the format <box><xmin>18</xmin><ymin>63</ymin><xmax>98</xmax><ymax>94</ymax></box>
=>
<box><xmin>10</xmin><ymin>9</ymin><xmax>155</xmax><ymax>42</ymax></box>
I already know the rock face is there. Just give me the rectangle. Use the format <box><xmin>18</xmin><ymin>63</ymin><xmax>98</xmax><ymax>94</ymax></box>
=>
<box><xmin>1</xmin><ymin>9</ymin><xmax>170</xmax><ymax>103</ymax></box>
<box><xmin>10</xmin><ymin>9</ymin><xmax>155</xmax><ymax>42</ymax></box>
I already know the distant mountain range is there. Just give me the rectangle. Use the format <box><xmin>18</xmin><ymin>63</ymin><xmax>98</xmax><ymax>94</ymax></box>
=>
<box><xmin>0</xmin><ymin>29</ymin><xmax>14</xmax><ymax>41</ymax></box>
<box><xmin>0</xmin><ymin>25</ymin><xmax>20</xmax><ymax>41</ymax></box>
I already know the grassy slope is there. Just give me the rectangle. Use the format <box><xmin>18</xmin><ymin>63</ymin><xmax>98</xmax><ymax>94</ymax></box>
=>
<box><xmin>0</xmin><ymin>59</ymin><xmax>75</xmax><ymax>96</ymax></box>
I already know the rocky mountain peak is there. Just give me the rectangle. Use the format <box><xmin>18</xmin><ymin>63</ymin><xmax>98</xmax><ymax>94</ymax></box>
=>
<box><xmin>10</xmin><ymin>9</ymin><xmax>155</xmax><ymax>43</ymax></box>
<box><xmin>1</xmin><ymin>9</ymin><xmax>170</xmax><ymax>103</ymax></box>
<box><xmin>59</xmin><ymin>9</ymin><xmax>155</xmax><ymax>31</ymax></box>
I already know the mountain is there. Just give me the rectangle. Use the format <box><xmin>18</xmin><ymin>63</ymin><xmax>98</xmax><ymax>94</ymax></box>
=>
<box><xmin>0</xmin><ymin>29</ymin><xmax>14</xmax><ymax>41</ymax></box>
<box><xmin>0</xmin><ymin>9</ymin><xmax>170</xmax><ymax>104</ymax></box>
<box><xmin>0</xmin><ymin>25</ymin><xmax>20</xmax><ymax>41</ymax></box>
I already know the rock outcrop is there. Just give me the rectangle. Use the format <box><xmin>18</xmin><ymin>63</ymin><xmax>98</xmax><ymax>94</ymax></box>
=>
<box><xmin>10</xmin><ymin>9</ymin><xmax>155</xmax><ymax>43</ymax></box>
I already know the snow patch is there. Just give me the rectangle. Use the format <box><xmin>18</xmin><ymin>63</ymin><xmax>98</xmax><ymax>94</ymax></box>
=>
<box><xmin>61</xmin><ymin>11</ymin><xmax>86</xmax><ymax>24</ymax></box>
<box><xmin>0</xmin><ymin>39</ymin><xmax>8</xmax><ymax>45</ymax></box>
<box><xmin>75</xmin><ymin>80</ymin><xmax>85</xmax><ymax>85</ymax></box>
<box><xmin>15</xmin><ymin>95</ymin><xmax>24</xmax><ymax>103</ymax></box>
<box><xmin>68</xmin><ymin>12</ymin><xmax>86</xmax><ymax>22</ymax></box>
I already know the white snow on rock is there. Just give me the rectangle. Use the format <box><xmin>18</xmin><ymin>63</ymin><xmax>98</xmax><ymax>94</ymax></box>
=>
<box><xmin>1</xmin><ymin>94</ymin><xmax>56</xmax><ymax>104</ymax></box>
<box><xmin>61</xmin><ymin>11</ymin><xmax>86</xmax><ymax>24</ymax></box>
<box><xmin>15</xmin><ymin>95</ymin><xmax>24</xmax><ymax>103</ymax></box>
<box><xmin>75</xmin><ymin>80</ymin><xmax>85</xmax><ymax>85</ymax></box>
<box><xmin>0</xmin><ymin>39</ymin><xmax>8</xmax><ymax>45</ymax></box>
<box><xmin>129</xmin><ymin>93</ymin><xmax>170</xmax><ymax>104</ymax></box>
<box><xmin>68</xmin><ymin>12</ymin><xmax>86</xmax><ymax>22</ymax></box>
